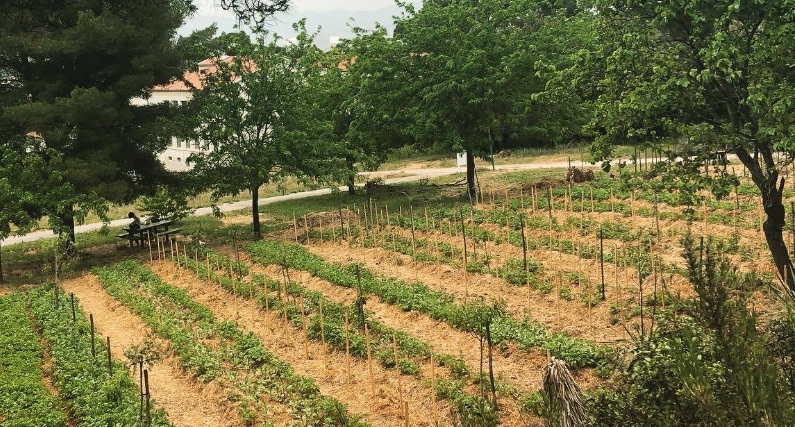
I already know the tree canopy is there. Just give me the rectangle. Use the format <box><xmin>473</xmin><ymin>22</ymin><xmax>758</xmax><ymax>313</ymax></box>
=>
<box><xmin>184</xmin><ymin>27</ymin><xmax>337</xmax><ymax>236</ymax></box>
<box><xmin>353</xmin><ymin>0</ymin><xmax>596</xmax><ymax>199</ymax></box>
<box><xmin>570</xmin><ymin>0</ymin><xmax>795</xmax><ymax>288</ymax></box>
<box><xmin>0</xmin><ymin>0</ymin><xmax>195</xmax><ymax>244</ymax></box>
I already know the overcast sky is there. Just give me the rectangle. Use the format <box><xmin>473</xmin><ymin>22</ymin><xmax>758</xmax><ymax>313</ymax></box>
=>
<box><xmin>183</xmin><ymin>0</ymin><xmax>419</xmax><ymax>45</ymax></box>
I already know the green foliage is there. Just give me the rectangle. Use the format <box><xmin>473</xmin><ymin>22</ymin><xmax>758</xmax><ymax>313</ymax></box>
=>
<box><xmin>137</xmin><ymin>186</ymin><xmax>193</xmax><ymax>221</ymax></box>
<box><xmin>185</xmin><ymin>25</ymin><xmax>338</xmax><ymax>235</ymax></box>
<box><xmin>247</xmin><ymin>240</ymin><xmax>606</xmax><ymax>368</ymax></box>
<box><xmin>26</xmin><ymin>286</ymin><xmax>173</xmax><ymax>426</ymax></box>
<box><xmin>0</xmin><ymin>0</ymin><xmax>191</xmax><ymax>241</ymax></box>
<box><xmin>0</xmin><ymin>294</ymin><xmax>66</xmax><ymax>427</ymax></box>
<box><xmin>93</xmin><ymin>260</ymin><xmax>367</xmax><ymax>427</ymax></box>
<box><xmin>436</xmin><ymin>380</ymin><xmax>499</xmax><ymax>427</ymax></box>
<box><xmin>588</xmin><ymin>237</ymin><xmax>795</xmax><ymax>426</ymax></box>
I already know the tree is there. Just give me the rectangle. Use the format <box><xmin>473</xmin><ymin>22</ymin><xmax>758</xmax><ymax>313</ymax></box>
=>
<box><xmin>574</xmin><ymin>0</ymin><xmax>795</xmax><ymax>289</ymax></box>
<box><xmin>185</xmin><ymin>28</ymin><xmax>335</xmax><ymax>237</ymax></box>
<box><xmin>0</xmin><ymin>141</ymin><xmax>85</xmax><ymax>282</ymax></box>
<box><xmin>0</xmin><ymin>0</ymin><xmax>195</xmax><ymax>248</ymax></box>
<box><xmin>361</xmin><ymin>0</ymin><xmax>591</xmax><ymax>200</ymax></box>
<box><xmin>312</xmin><ymin>35</ymin><xmax>400</xmax><ymax>195</ymax></box>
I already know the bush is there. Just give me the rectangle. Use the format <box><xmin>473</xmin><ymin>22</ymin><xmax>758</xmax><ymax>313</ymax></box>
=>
<box><xmin>587</xmin><ymin>236</ymin><xmax>795</xmax><ymax>426</ymax></box>
<box><xmin>137</xmin><ymin>186</ymin><xmax>192</xmax><ymax>221</ymax></box>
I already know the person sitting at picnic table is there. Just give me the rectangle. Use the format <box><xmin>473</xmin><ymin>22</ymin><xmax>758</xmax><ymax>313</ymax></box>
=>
<box><xmin>128</xmin><ymin>212</ymin><xmax>141</xmax><ymax>230</ymax></box>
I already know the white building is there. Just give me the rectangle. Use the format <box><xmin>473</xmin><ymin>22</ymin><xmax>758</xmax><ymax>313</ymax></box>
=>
<box><xmin>131</xmin><ymin>58</ymin><xmax>224</xmax><ymax>171</ymax></box>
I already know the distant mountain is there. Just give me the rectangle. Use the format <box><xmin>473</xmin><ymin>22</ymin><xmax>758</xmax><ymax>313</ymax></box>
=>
<box><xmin>180</xmin><ymin>3</ymin><xmax>420</xmax><ymax>50</ymax></box>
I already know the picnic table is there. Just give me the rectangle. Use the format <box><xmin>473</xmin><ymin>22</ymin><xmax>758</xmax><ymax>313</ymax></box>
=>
<box><xmin>117</xmin><ymin>219</ymin><xmax>180</xmax><ymax>248</ymax></box>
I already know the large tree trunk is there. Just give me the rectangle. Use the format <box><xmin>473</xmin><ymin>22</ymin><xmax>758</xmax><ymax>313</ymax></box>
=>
<box><xmin>251</xmin><ymin>185</ymin><xmax>261</xmax><ymax>237</ymax></box>
<box><xmin>466</xmin><ymin>147</ymin><xmax>476</xmax><ymax>202</ymax></box>
<box><xmin>736</xmin><ymin>147</ymin><xmax>795</xmax><ymax>290</ymax></box>
<box><xmin>346</xmin><ymin>157</ymin><xmax>356</xmax><ymax>195</ymax></box>
<box><xmin>761</xmin><ymin>178</ymin><xmax>794</xmax><ymax>288</ymax></box>
<box><xmin>58</xmin><ymin>206</ymin><xmax>76</xmax><ymax>256</ymax></box>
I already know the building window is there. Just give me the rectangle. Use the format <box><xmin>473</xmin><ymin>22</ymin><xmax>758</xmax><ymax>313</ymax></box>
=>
<box><xmin>176</xmin><ymin>137</ymin><xmax>182</xmax><ymax>148</ymax></box>
<box><xmin>177</xmin><ymin>157</ymin><xmax>181</xmax><ymax>162</ymax></box>
<box><xmin>168</xmin><ymin>156</ymin><xmax>172</xmax><ymax>160</ymax></box>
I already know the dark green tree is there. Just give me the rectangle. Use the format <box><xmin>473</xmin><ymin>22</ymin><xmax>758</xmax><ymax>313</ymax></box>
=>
<box><xmin>0</xmin><ymin>0</ymin><xmax>195</xmax><ymax>247</ymax></box>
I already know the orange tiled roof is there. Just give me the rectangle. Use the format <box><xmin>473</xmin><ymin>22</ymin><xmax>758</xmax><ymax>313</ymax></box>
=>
<box><xmin>153</xmin><ymin>56</ymin><xmax>239</xmax><ymax>91</ymax></box>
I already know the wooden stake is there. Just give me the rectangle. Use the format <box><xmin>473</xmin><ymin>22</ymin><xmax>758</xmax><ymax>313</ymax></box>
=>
<box><xmin>70</xmin><ymin>293</ymin><xmax>76</xmax><ymax>322</ymax></box>
<box><xmin>424</xmin><ymin>206</ymin><xmax>429</xmax><ymax>231</ymax></box>
<box><xmin>590</xmin><ymin>187</ymin><xmax>595</xmax><ymax>212</ymax></box>
<box><xmin>319</xmin><ymin>216</ymin><xmax>324</xmax><ymax>244</ymax></box>
<box><xmin>106</xmin><ymin>336</ymin><xmax>113</xmax><ymax>376</ymax></box>
<box><xmin>320</xmin><ymin>299</ymin><xmax>327</xmax><ymax>368</ymax></box>
<box><xmin>393</xmin><ymin>334</ymin><xmax>404</xmax><ymax>405</ymax></box>
<box><xmin>555</xmin><ymin>268</ymin><xmax>561</xmax><ymax>329</ymax></box>
<box><xmin>615</xmin><ymin>245</ymin><xmax>620</xmax><ymax>311</ymax></box>
<box><xmin>90</xmin><ymin>313</ymin><xmax>96</xmax><ymax>358</ymax></box>
<box><xmin>344</xmin><ymin>311</ymin><xmax>351</xmax><ymax>381</ymax></box>
<box><xmin>304</xmin><ymin>214</ymin><xmax>309</xmax><ymax>244</ymax></box>
<box><xmin>434</xmin><ymin>233</ymin><xmax>440</xmax><ymax>269</ymax></box>
<box><xmin>431</xmin><ymin>354</ymin><xmax>438</xmax><ymax>426</ymax></box>
<box><xmin>293</xmin><ymin>212</ymin><xmax>298</xmax><ymax>243</ymax></box>
<box><xmin>365</xmin><ymin>324</ymin><xmax>375</xmax><ymax>396</ymax></box>
<box><xmin>147</xmin><ymin>234</ymin><xmax>153</xmax><ymax>262</ymax></box>
<box><xmin>410</xmin><ymin>205</ymin><xmax>417</xmax><ymax>263</ymax></box>
<box><xmin>301</xmin><ymin>298</ymin><xmax>309</xmax><ymax>358</ymax></box>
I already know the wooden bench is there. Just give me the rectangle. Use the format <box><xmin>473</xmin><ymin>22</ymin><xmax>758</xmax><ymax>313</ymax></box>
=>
<box><xmin>116</xmin><ymin>232</ymin><xmax>146</xmax><ymax>246</ymax></box>
<box><xmin>154</xmin><ymin>228</ymin><xmax>181</xmax><ymax>239</ymax></box>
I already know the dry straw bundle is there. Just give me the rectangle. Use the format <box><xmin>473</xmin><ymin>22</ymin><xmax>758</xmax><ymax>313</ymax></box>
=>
<box><xmin>543</xmin><ymin>357</ymin><xmax>587</xmax><ymax>427</ymax></box>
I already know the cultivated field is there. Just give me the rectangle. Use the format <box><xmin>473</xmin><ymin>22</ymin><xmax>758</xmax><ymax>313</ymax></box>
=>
<box><xmin>2</xmin><ymin>166</ymin><xmax>789</xmax><ymax>427</ymax></box>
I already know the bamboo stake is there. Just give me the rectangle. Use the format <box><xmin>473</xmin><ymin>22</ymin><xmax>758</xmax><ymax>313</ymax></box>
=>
<box><xmin>590</xmin><ymin>187</ymin><xmax>595</xmax><ymax>212</ymax></box>
<box><xmin>734</xmin><ymin>187</ymin><xmax>739</xmax><ymax>234</ymax></box>
<box><xmin>434</xmin><ymin>233</ymin><xmax>440</xmax><ymax>270</ymax></box>
<box><xmin>293</xmin><ymin>212</ymin><xmax>298</xmax><ymax>243</ymax></box>
<box><xmin>431</xmin><ymin>354</ymin><xmax>438</xmax><ymax>426</ymax></box>
<box><xmin>610</xmin><ymin>188</ymin><xmax>615</xmax><ymax>214</ymax></box>
<box><xmin>304</xmin><ymin>214</ymin><xmax>309</xmax><ymax>244</ymax></box>
<box><xmin>319</xmin><ymin>216</ymin><xmax>324</xmax><ymax>244</ymax></box>
<box><xmin>614</xmin><ymin>245</ymin><xmax>620</xmax><ymax>311</ymax></box>
<box><xmin>301</xmin><ymin>298</ymin><xmax>308</xmax><ymax>358</ymax></box>
<box><xmin>393</xmin><ymin>334</ymin><xmax>404</xmax><ymax>405</ymax></box>
<box><xmin>424</xmin><ymin>206</ymin><xmax>429</xmax><ymax>231</ymax></box>
<box><xmin>555</xmin><ymin>267</ymin><xmax>561</xmax><ymax>329</ymax></box>
<box><xmin>531</xmin><ymin>186</ymin><xmax>536</xmax><ymax>213</ymax></box>
<box><xmin>344</xmin><ymin>311</ymin><xmax>351</xmax><ymax>381</ymax></box>
<box><xmin>147</xmin><ymin>234</ymin><xmax>153</xmax><ymax>262</ymax></box>
<box><xmin>365</xmin><ymin>324</ymin><xmax>375</xmax><ymax>396</ymax></box>
<box><xmin>320</xmin><ymin>299</ymin><xmax>327</xmax><ymax>369</ymax></box>
<box><xmin>410</xmin><ymin>205</ymin><xmax>417</xmax><ymax>264</ymax></box>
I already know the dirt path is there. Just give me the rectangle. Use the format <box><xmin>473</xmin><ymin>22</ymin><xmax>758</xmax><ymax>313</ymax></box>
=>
<box><xmin>60</xmin><ymin>275</ymin><xmax>245</xmax><ymax>427</ymax></box>
<box><xmin>148</xmin><ymin>261</ymin><xmax>457</xmax><ymax>427</ymax></box>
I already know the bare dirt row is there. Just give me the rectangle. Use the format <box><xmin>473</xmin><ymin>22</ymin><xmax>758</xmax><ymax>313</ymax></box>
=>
<box><xmin>61</xmin><ymin>275</ymin><xmax>251</xmax><ymax>427</ymax></box>
<box><xmin>148</xmin><ymin>261</ymin><xmax>460</xmax><ymax>427</ymax></box>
